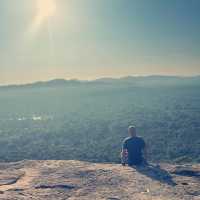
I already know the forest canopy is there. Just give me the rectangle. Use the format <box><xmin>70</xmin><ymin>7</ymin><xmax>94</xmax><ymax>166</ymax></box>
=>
<box><xmin>0</xmin><ymin>76</ymin><xmax>199</xmax><ymax>163</ymax></box>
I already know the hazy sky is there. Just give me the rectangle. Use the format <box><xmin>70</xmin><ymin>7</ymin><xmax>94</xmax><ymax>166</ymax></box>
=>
<box><xmin>0</xmin><ymin>0</ymin><xmax>200</xmax><ymax>84</ymax></box>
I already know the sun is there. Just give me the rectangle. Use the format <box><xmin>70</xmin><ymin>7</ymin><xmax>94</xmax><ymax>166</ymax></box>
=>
<box><xmin>29</xmin><ymin>0</ymin><xmax>57</xmax><ymax>34</ymax></box>
<box><xmin>37</xmin><ymin>0</ymin><xmax>56</xmax><ymax>19</ymax></box>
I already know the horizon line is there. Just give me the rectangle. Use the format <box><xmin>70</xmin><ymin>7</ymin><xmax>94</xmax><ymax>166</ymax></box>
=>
<box><xmin>0</xmin><ymin>74</ymin><xmax>200</xmax><ymax>87</ymax></box>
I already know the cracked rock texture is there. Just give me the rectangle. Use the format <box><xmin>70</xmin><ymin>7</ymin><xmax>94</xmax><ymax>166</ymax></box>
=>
<box><xmin>0</xmin><ymin>160</ymin><xmax>200</xmax><ymax>200</ymax></box>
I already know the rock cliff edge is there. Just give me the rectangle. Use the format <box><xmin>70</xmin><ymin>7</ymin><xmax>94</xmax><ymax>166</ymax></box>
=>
<box><xmin>0</xmin><ymin>160</ymin><xmax>199</xmax><ymax>200</ymax></box>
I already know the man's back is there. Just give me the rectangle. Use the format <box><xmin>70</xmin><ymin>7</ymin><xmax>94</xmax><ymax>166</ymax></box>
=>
<box><xmin>122</xmin><ymin>136</ymin><xmax>145</xmax><ymax>166</ymax></box>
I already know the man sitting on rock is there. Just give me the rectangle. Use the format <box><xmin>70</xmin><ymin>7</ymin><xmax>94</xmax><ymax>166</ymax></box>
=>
<box><xmin>121</xmin><ymin>126</ymin><xmax>147</xmax><ymax>166</ymax></box>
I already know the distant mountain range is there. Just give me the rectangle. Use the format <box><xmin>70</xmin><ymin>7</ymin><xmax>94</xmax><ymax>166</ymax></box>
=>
<box><xmin>0</xmin><ymin>75</ymin><xmax>200</xmax><ymax>89</ymax></box>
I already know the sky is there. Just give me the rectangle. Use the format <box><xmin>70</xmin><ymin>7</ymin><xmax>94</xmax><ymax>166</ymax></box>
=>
<box><xmin>0</xmin><ymin>0</ymin><xmax>200</xmax><ymax>85</ymax></box>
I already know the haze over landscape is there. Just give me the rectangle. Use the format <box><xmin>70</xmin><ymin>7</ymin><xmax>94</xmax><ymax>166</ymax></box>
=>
<box><xmin>0</xmin><ymin>1</ymin><xmax>200</xmax><ymax>199</ymax></box>
<box><xmin>0</xmin><ymin>0</ymin><xmax>200</xmax><ymax>85</ymax></box>
<box><xmin>0</xmin><ymin>0</ymin><xmax>200</xmax><ymax>164</ymax></box>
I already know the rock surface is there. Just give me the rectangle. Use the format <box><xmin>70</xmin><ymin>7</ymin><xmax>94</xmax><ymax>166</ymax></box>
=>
<box><xmin>0</xmin><ymin>160</ymin><xmax>199</xmax><ymax>200</ymax></box>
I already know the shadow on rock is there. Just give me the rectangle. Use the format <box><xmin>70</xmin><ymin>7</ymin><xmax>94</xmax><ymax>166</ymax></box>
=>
<box><xmin>132</xmin><ymin>163</ymin><xmax>177</xmax><ymax>186</ymax></box>
<box><xmin>171</xmin><ymin>167</ymin><xmax>200</xmax><ymax>178</ymax></box>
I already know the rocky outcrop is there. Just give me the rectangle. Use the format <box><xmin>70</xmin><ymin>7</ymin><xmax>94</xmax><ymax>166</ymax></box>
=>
<box><xmin>0</xmin><ymin>160</ymin><xmax>199</xmax><ymax>200</ymax></box>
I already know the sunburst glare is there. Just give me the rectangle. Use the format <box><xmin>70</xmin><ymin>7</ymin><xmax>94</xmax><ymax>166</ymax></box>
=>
<box><xmin>29</xmin><ymin>0</ymin><xmax>57</xmax><ymax>34</ymax></box>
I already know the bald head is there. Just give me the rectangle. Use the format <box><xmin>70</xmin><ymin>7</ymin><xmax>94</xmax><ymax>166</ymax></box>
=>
<box><xmin>128</xmin><ymin>126</ymin><xmax>137</xmax><ymax>137</ymax></box>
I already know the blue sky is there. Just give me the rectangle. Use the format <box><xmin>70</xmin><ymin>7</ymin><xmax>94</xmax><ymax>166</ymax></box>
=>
<box><xmin>0</xmin><ymin>0</ymin><xmax>200</xmax><ymax>84</ymax></box>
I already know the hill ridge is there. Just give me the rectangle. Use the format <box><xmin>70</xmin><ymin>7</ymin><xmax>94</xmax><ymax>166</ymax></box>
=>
<box><xmin>1</xmin><ymin>75</ymin><xmax>200</xmax><ymax>88</ymax></box>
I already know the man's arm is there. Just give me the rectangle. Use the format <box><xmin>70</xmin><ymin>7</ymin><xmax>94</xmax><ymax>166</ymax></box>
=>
<box><xmin>121</xmin><ymin>139</ymin><xmax>128</xmax><ymax>166</ymax></box>
<box><xmin>143</xmin><ymin>146</ymin><xmax>147</xmax><ymax>161</ymax></box>
<box><xmin>121</xmin><ymin>149</ymin><xmax>127</xmax><ymax>166</ymax></box>
<box><xmin>141</xmin><ymin>139</ymin><xmax>148</xmax><ymax>165</ymax></box>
